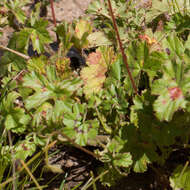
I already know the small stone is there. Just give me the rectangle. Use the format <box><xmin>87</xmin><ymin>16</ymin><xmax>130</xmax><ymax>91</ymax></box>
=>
<box><xmin>65</xmin><ymin>159</ymin><xmax>74</xmax><ymax>167</ymax></box>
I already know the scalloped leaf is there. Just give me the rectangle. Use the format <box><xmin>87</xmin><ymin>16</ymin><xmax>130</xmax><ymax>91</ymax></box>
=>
<box><xmin>152</xmin><ymin>34</ymin><xmax>190</xmax><ymax>121</ymax></box>
<box><xmin>153</xmin><ymin>85</ymin><xmax>186</xmax><ymax>121</ymax></box>
<box><xmin>62</xmin><ymin>103</ymin><xmax>99</xmax><ymax>146</ymax></box>
<box><xmin>113</xmin><ymin>152</ymin><xmax>133</xmax><ymax>168</ymax></box>
<box><xmin>73</xmin><ymin>19</ymin><xmax>92</xmax><ymax>49</ymax></box>
<box><xmin>133</xmin><ymin>153</ymin><xmax>151</xmax><ymax>173</ymax></box>
<box><xmin>81</xmin><ymin>49</ymin><xmax>108</xmax><ymax>98</ymax></box>
<box><xmin>87</xmin><ymin>31</ymin><xmax>112</xmax><ymax>47</ymax></box>
<box><xmin>75</xmin><ymin>20</ymin><xmax>92</xmax><ymax>39</ymax></box>
<box><xmin>1</xmin><ymin>92</ymin><xmax>31</xmax><ymax>133</ymax></box>
<box><xmin>81</xmin><ymin>47</ymin><xmax>115</xmax><ymax>97</ymax></box>
<box><xmin>14</xmin><ymin>140</ymin><xmax>36</xmax><ymax>160</ymax></box>
<box><xmin>81</xmin><ymin>47</ymin><xmax>116</xmax><ymax>98</ymax></box>
<box><xmin>23</xmin><ymin>65</ymin><xmax>82</xmax><ymax>110</ymax></box>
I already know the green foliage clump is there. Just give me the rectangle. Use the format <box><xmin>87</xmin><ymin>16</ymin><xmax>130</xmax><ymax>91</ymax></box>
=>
<box><xmin>1</xmin><ymin>0</ymin><xmax>190</xmax><ymax>189</ymax></box>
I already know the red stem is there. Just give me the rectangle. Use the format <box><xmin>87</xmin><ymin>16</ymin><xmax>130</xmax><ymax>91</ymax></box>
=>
<box><xmin>107</xmin><ymin>0</ymin><xmax>138</xmax><ymax>94</ymax></box>
<box><xmin>50</xmin><ymin>0</ymin><xmax>56</xmax><ymax>27</ymax></box>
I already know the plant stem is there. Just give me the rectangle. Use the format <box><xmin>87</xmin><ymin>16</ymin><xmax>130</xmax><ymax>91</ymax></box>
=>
<box><xmin>107</xmin><ymin>0</ymin><xmax>137</xmax><ymax>94</ymax></box>
<box><xmin>58</xmin><ymin>133</ymin><xmax>108</xmax><ymax>146</ymax></box>
<box><xmin>178</xmin><ymin>161</ymin><xmax>189</xmax><ymax>185</ymax></box>
<box><xmin>90</xmin><ymin>171</ymin><xmax>97</xmax><ymax>190</ymax></box>
<box><xmin>60</xmin><ymin>133</ymin><xmax>100</xmax><ymax>159</ymax></box>
<box><xmin>95</xmin><ymin>107</ymin><xmax>112</xmax><ymax>134</ymax></box>
<box><xmin>20</xmin><ymin>160</ymin><xmax>42</xmax><ymax>190</ymax></box>
<box><xmin>0</xmin><ymin>150</ymin><xmax>44</xmax><ymax>188</ymax></box>
<box><xmin>7</xmin><ymin>131</ymin><xmax>16</xmax><ymax>190</ymax></box>
<box><xmin>81</xmin><ymin>170</ymin><xmax>109</xmax><ymax>190</ymax></box>
<box><xmin>50</xmin><ymin>0</ymin><xmax>56</xmax><ymax>27</ymax></box>
<box><xmin>0</xmin><ymin>177</ymin><xmax>16</xmax><ymax>188</ymax></box>
<box><xmin>49</xmin><ymin>0</ymin><xmax>60</xmax><ymax>43</ymax></box>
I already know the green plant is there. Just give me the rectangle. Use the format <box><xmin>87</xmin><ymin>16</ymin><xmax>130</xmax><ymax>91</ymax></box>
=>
<box><xmin>1</xmin><ymin>0</ymin><xmax>190</xmax><ymax>189</ymax></box>
<box><xmin>170</xmin><ymin>162</ymin><xmax>190</xmax><ymax>190</ymax></box>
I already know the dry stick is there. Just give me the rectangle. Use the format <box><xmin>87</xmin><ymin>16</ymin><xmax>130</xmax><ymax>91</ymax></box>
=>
<box><xmin>107</xmin><ymin>0</ymin><xmax>138</xmax><ymax>94</ymax></box>
<box><xmin>0</xmin><ymin>45</ymin><xmax>30</xmax><ymax>60</ymax></box>
<box><xmin>50</xmin><ymin>0</ymin><xmax>57</xmax><ymax>27</ymax></box>
<box><xmin>4</xmin><ymin>69</ymin><xmax>26</xmax><ymax>87</ymax></box>
<box><xmin>49</xmin><ymin>131</ymin><xmax>100</xmax><ymax>159</ymax></box>
<box><xmin>7</xmin><ymin>131</ymin><xmax>16</xmax><ymax>190</ymax></box>
<box><xmin>13</xmin><ymin>70</ymin><xmax>27</xmax><ymax>81</ymax></box>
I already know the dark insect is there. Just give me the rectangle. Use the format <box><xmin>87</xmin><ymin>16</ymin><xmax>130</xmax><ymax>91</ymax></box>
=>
<box><xmin>27</xmin><ymin>41</ymin><xmax>59</xmax><ymax>57</ymax></box>
<box><xmin>27</xmin><ymin>41</ymin><xmax>86</xmax><ymax>71</ymax></box>
<box><xmin>66</xmin><ymin>47</ymin><xmax>86</xmax><ymax>70</ymax></box>
<box><xmin>27</xmin><ymin>42</ymin><xmax>39</xmax><ymax>57</ymax></box>
<box><xmin>165</xmin><ymin>48</ymin><xmax>170</xmax><ymax>55</ymax></box>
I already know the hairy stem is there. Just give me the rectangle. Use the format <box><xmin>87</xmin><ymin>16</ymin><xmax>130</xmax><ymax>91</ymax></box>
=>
<box><xmin>107</xmin><ymin>0</ymin><xmax>138</xmax><ymax>94</ymax></box>
<box><xmin>50</xmin><ymin>0</ymin><xmax>56</xmax><ymax>27</ymax></box>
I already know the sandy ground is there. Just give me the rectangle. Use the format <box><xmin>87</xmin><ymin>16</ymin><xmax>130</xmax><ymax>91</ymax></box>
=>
<box><xmin>0</xmin><ymin>0</ymin><xmax>93</xmax><ymax>46</ymax></box>
<box><xmin>47</xmin><ymin>0</ymin><xmax>92</xmax><ymax>22</ymax></box>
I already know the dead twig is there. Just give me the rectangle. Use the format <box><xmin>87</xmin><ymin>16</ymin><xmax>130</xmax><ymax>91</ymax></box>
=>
<box><xmin>0</xmin><ymin>45</ymin><xmax>30</xmax><ymax>60</ymax></box>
